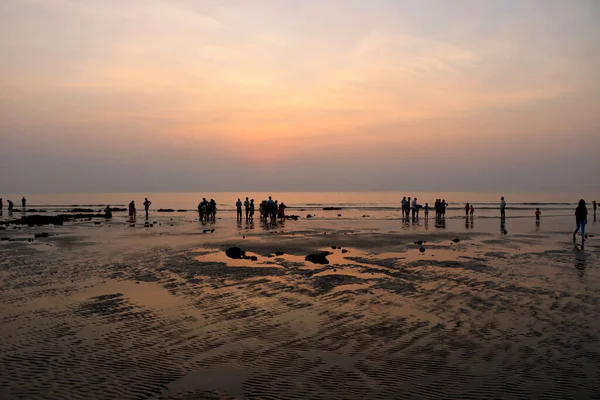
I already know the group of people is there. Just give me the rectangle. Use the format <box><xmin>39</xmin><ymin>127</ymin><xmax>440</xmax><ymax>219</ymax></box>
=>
<box><xmin>0</xmin><ymin>197</ymin><xmax>26</xmax><ymax>213</ymax></box>
<box><xmin>235</xmin><ymin>196</ymin><xmax>287</xmax><ymax>223</ymax></box>
<box><xmin>400</xmin><ymin>197</ymin><xmax>453</xmax><ymax>220</ymax></box>
<box><xmin>400</xmin><ymin>197</ymin><xmax>424</xmax><ymax>219</ymax></box>
<box><xmin>198</xmin><ymin>198</ymin><xmax>217</xmax><ymax>222</ymax></box>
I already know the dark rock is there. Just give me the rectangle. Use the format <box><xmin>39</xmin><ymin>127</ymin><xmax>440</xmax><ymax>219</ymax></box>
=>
<box><xmin>177</xmin><ymin>209</ymin><xmax>186</xmax><ymax>212</ymax></box>
<box><xmin>503</xmin><ymin>230</ymin><xmax>508</xmax><ymax>235</ymax></box>
<box><xmin>68</xmin><ymin>208</ymin><xmax>96</xmax><ymax>213</ymax></box>
<box><xmin>419</xmin><ymin>247</ymin><xmax>426</xmax><ymax>253</ymax></box>
<box><xmin>94</xmin><ymin>221</ymin><xmax>101</xmax><ymax>225</ymax></box>
<box><xmin>1</xmin><ymin>237</ymin><xmax>9</xmax><ymax>241</ymax></box>
<box><xmin>305</xmin><ymin>251</ymin><xmax>330</xmax><ymax>265</ymax></box>
<box><xmin>0</xmin><ymin>214</ymin><xmax>105</xmax><ymax>227</ymax></box>
<box><xmin>250</xmin><ymin>256</ymin><xmax>258</xmax><ymax>261</ymax></box>
<box><xmin>337</xmin><ymin>246</ymin><xmax>342</xmax><ymax>250</ymax></box>
<box><xmin>306</xmin><ymin>214</ymin><xmax>313</xmax><ymax>219</ymax></box>
<box><xmin>337</xmin><ymin>214</ymin><xmax>342</xmax><ymax>217</ymax></box>
<box><xmin>331</xmin><ymin>246</ymin><xmax>337</xmax><ymax>249</ymax></box>
<box><xmin>342</xmin><ymin>249</ymin><xmax>349</xmax><ymax>253</ymax></box>
<box><xmin>225</xmin><ymin>247</ymin><xmax>245</xmax><ymax>259</ymax></box>
<box><xmin>275</xmin><ymin>251</ymin><xmax>284</xmax><ymax>256</ymax></box>
<box><xmin>285</xmin><ymin>215</ymin><xmax>299</xmax><ymax>220</ymax></box>
<box><xmin>157</xmin><ymin>209</ymin><xmax>175</xmax><ymax>212</ymax></box>
<box><xmin>323</xmin><ymin>207</ymin><xmax>343</xmax><ymax>210</ymax></box>
<box><xmin>243</xmin><ymin>236</ymin><xmax>246</xmax><ymax>239</ymax></box>
<box><xmin>414</xmin><ymin>240</ymin><xmax>424</xmax><ymax>245</ymax></box>
<box><xmin>110</xmin><ymin>207</ymin><xmax>127</xmax><ymax>212</ymax></box>
<box><xmin>452</xmin><ymin>238</ymin><xmax>461</xmax><ymax>243</ymax></box>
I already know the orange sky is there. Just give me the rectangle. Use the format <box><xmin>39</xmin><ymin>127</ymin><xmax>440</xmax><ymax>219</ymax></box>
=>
<box><xmin>1</xmin><ymin>0</ymin><xmax>599</xmax><ymax>192</ymax></box>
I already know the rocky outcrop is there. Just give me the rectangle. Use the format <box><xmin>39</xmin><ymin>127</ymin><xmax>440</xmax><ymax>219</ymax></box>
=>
<box><xmin>305</xmin><ymin>251</ymin><xmax>330</xmax><ymax>265</ymax></box>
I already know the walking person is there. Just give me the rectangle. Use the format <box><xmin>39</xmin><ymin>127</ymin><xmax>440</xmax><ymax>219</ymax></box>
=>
<box><xmin>535</xmin><ymin>208</ymin><xmax>541</xmax><ymax>224</ymax></box>
<box><xmin>464</xmin><ymin>203</ymin><xmax>470</xmax><ymax>217</ymax></box>
<box><xmin>500</xmin><ymin>197</ymin><xmax>507</xmax><ymax>219</ymax></box>
<box><xmin>573</xmin><ymin>199</ymin><xmax>588</xmax><ymax>242</ymax></box>
<box><xmin>424</xmin><ymin>203</ymin><xmax>430</xmax><ymax>219</ymax></box>
<box><xmin>143</xmin><ymin>198</ymin><xmax>152</xmax><ymax>218</ymax></box>
<box><xmin>7</xmin><ymin>199</ymin><xmax>14</xmax><ymax>212</ymax></box>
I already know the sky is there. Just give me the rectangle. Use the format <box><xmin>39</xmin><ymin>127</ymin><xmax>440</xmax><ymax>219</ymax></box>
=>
<box><xmin>1</xmin><ymin>0</ymin><xmax>599</xmax><ymax>193</ymax></box>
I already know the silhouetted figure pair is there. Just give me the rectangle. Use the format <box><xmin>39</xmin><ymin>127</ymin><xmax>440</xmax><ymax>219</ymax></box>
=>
<box><xmin>198</xmin><ymin>198</ymin><xmax>217</xmax><ymax>222</ymax></box>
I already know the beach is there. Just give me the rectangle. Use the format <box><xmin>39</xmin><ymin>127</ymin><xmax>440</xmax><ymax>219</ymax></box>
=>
<box><xmin>1</xmin><ymin>194</ymin><xmax>599</xmax><ymax>399</ymax></box>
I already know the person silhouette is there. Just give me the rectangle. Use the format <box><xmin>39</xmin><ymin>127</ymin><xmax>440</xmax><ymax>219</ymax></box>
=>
<box><xmin>573</xmin><ymin>199</ymin><xmax>588</xmax><ymax>244</ymax></box>
<box><xmin>500</xmin><ymin>197</ymin><xmax>506</xmax><ymax>219</ymax></box>
<box><xmin>21</xmin><ymin>197</ymin><xmax>26</xmax><ymax>210</ymax></box>
<box><xmin>143</xmin><ymin>198</ymin><xmax>152</xmax><ymax>218</ymax></box>
<box><xmin>128</xmin><ymin>201</ymin><xmax>136</xmax><ymax>221</ymax></box>
<box><xmin>236</xmin><ymin>198</ymin><xmax>243</xmax><ymax>221</ymax></box>
<box><xmin>244</xmin><ymin>197</ymin><xmax>250</xmax><ymax>221</ymax></box>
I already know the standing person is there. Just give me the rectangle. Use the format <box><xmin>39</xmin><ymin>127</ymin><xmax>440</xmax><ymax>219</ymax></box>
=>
<box><xmin>535</xmin><ymin>208</ymin><xmax>541</xmax><ymax>224</ymax></box>
<box><xmin>278</xmin><ymin>202</ymin><xmax>287</xmax><ymax>221</ymax></box>
<box><xmin>406</xmin><ymin>197</ymin><xmax>412</xmax><ymax>219</ymax></box>
<box><xmin>401</xmin><ymin>197</ymin><xmax>407</xmax><ymax>218</ymax></box>
<box><xmin>244</xmin><ymin>197</ymin><xmax>250</xmax><ymax>221</ymax></box>
<box><xmin>128</xmin><ymin>200</ymin><xmax>136</xmax><ymax>220</ymax></box>
<box><xmin>236</xmin><ymin>198</ymin><xmax>243</xmax><ymax>221</ymax></box>
<box><xmin>573</xmin><ymin>199</ymin><xmax>588</xmax><ymax>242</ymax></box>
<box><xmin>441</xmin><ymin>199</ymin><xmax>447</xmax><ymax>217</ymax></box>
<box><xmin>249</xmin><ymin>199</ymin><xmax>255</xmax><ymax>222</ymax></box>
<box><xmin>7</xmin><ymin>199</ymin><xmax>14</xmax><ymax>212</ymax></box>
<box><xmin>593</xmin><ymin>200</ymin><xmax>597</xmax><ymax>217</ymax></box>
<box><xmin>209</xmin><ymin>199</ymin><xmax>217</xmax><ymax>221</ymax></box>
<box><xmin>143</xmin><ymin>198</ymin><xmax>152</xmax><ymax>218</ymax></box>
<box><xmin>412</xmin><ymin>197</ymin><xmax>418</xmax><ymax>219</ymax></box>
<box><xmin>0</xmin><ymin>198</ymin><xmax>3</xmax><ymax>210</ymax></box>
<box><xmin>470</xmin><ymin>205</ymin><xmax>474</xmax><ymax>216</ymax></box>
<box><xmin>21</xmin><ymin>196</ymin><xmax>26</xmax><ymax>209</ymax></box>
<box><xmin>424</xmin><ymin>203</ymin><xmax>430</xmax><ymax>219</ymax></box>
<box><xmin>267</xmin><ymin>196</ymin><xmax>275</xmax><ymax>223</ymax></box>
<box><xmin>500</xmin><ymin>197</ymin><xmax>507</xmax><ymax>219</ymax></box>
<box><xmin>464</xmin><ymin>203</ymin><xmax>470</xmax><ymax>217</ymax></box>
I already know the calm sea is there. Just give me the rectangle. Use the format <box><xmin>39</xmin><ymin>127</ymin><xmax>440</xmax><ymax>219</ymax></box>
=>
<box><xmin>1</xmin><ymin>192</ymin><xmax>595</xmax><ymax>220</ymax></box>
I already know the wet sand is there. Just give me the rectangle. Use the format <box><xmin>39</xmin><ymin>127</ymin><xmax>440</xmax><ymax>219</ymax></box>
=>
<box><xmin>1</xmin><ymin>212</ymin><xmax>599</xmax><ymax>399</ymax></box>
